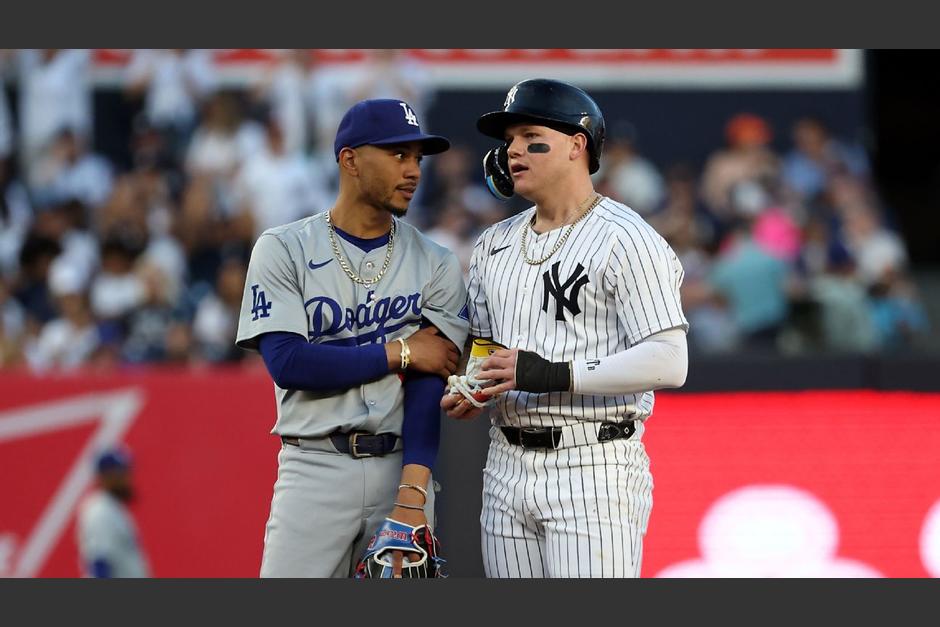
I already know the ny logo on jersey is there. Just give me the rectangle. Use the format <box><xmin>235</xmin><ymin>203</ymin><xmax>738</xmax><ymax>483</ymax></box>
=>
<box><xmin>504</xmin><ymin>85</ymin><xmax>518</xmax><ymax>109</ymax></box>
<box><xmin>250</xmin><ymin>284</ymin><xmax>272</xmax><ymax>320</ymax></box>
<box><xmin>542</xmin><ymin>261</ymin><xmax>589</xmax><ymax>322</ymax></box>
<box><xmin>399</xmin><ymin>102</ymin><xmax>419</xmax><ymax>127</ymax></box>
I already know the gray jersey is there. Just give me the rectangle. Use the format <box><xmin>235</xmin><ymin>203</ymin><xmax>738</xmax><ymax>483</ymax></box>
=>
<box><xmin>76</xmin><ymin>490</ymin><xmax>150</xmax><ymax>578</ymax></box>
<box><xmin>466</xmin><ymin>196</ymin><xmax>688</xmax><ymax>428</ymax></box>
<box><xmin>236</xmin><ymin>211</ymin><xmax>469</xmax><ymax>438</ymax></box>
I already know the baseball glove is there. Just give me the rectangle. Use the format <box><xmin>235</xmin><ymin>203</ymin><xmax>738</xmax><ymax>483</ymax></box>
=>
<box><xmin>447</xmin><ymin>338</ymin><xmax>506</xmax><ymax>408</ymax></box>
<box><xmin>354</xmin><ymin>518</ymin><xmax>446</xmax><ymax>579</ymax></box>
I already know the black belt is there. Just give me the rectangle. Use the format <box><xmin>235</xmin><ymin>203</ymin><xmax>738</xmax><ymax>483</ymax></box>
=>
<box><xmin>282</xmin><ymin>431</ymin><xmax>399</xmax><ymax>458</ymax></box>
<box><xmin>501</xmin><ymin>421</ymin><xmax>637</xmax><ymax>450</ymax></box>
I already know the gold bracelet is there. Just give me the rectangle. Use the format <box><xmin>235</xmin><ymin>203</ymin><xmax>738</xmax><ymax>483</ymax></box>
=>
<box><xmin>396</xmin><ymin>337</ymin><xmax>411</xmax><ymax>370</ymax></box>
<box><xmin>393</xmin><ymin>501</ymin><xmax>424</xmax><ymax>511</ymax></box>
<box><xmin>398</xmin><ymin>483</ymin><xmax>428</xmax><ymax>502</ymax></box>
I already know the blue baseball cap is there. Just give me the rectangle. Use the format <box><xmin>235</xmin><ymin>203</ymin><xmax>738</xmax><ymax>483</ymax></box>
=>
<box><xmin>95</xmin><ymin>446</ymin><xmax>132</xmax><ymax>473</ymax></box>
<box><xmin>333</xmin><ymin>99</ymin><xmax>450</xmax><ymax>161</ymax></box>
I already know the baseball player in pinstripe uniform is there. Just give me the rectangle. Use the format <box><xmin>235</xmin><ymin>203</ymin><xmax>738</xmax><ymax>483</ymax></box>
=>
<box><xmin>236</xmin><ymin>99</ymin><xmax>468</xmax><ymax>577</ymax></box>
<box><xmin>442</xmin><ymin>79</ymin><xmax>689</xmax><ymax>578</ymax></box>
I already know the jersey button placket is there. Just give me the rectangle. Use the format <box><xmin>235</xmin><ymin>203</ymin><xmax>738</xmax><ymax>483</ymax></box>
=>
<box><xmin>516</xmin><ymin>270</ymin><xmax>537</xmax><ymax>346</ymax></box>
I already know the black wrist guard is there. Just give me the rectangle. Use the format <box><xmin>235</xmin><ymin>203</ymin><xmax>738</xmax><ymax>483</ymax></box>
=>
<box><xmin>515</xmin><ymin>350</ymin><xmax>571</xmax><ymax>393</ymax></box>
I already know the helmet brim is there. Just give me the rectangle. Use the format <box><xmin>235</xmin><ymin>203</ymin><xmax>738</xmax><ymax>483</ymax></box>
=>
<box><xmin>476</xmin><ymin>110</ymin><xmax>579</xmax><ymax>141</ymax></box>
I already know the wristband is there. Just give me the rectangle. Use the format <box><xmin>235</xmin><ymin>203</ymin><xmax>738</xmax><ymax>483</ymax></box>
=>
<box><xmin>515</xmin><ymin>350</ymin><xmax>572</xmax><ymax>394</ymax></box>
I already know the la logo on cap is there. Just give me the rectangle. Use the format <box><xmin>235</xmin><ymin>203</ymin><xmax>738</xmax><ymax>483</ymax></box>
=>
<box><xmin>399</xmin><ymin>102</ymin><xmax>419</xmax><ymax>127</ymax></box>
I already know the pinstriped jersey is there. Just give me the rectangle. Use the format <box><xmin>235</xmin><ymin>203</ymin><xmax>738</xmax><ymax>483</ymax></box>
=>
<box><xmin>466</xmin><ymin>196</ymin><xmax>688</xmax><ymax>428</ymax></box>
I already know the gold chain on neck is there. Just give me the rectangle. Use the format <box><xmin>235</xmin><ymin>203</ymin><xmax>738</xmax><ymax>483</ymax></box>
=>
<box><xmin>326</xmin><ymin>210</ymin><xmax>396</xmax><ymax>287</ymax></box>
<box><xmin>519</xmin><ymin>193</ymin><xmax>602</xmax><ymax>266</ymax></box>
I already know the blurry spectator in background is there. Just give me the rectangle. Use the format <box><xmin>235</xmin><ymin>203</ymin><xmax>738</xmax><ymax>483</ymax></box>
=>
<box><xmin>122</xmin><ymin>259</ymin><xmax>190</xmax><ymax>364</ymax></box>
<box><xmin>804</xmin><ymin>242</ymin><xmax>880</xmax><ymax>353</ymax></box>
<box><xmin>125</xmin><ymin>49</ymin><xmax>217</xmax><ymax>159</ymax></box>
<box><xmin>347</xmin><ymin>49</ymin><xmax>431</xmax><ymax>118</ymax></box>
<box><xmin>706</xmin><ymin>183</ymin><xmax>791</xmax><ymax>351</ymax></box>
<box><xmin>89</xmin><ymin>232</ymin><xmax>147</xmax><ymax>326</ymax></box>
<box><xmin>650</xmin><ymin>163</ymin><xmax>721</xmax><ymax>255</ymax></box>
<box><xmin>596</xmin><ymin>121</ymin><xmax>664</xmax><ymax>216</ymax></box>
<box><xmin>15</xmin><ymin>49</ymin><xmax>92</xmax><ymax>189</ymax></box>
<box><xmin>185</xmin><ymin>91</ymin><xmax>264</xmax><ymax>186</ymax></box>
<box><xmin>13</xmin><ymin>234</ymin><xmax>60</xmax><ymax>328</ymax></box>
<box><xmin>782</xmin><ymin>116</ymin><xmax>870</xmax><ymax>202</ymax></box>
<box><xmin>33</xmin><ymin>199</ymin><xmax>100</xmax><ymax>295</ymax></box>
<box><xmin>869</xmin><ymin>269</ymin><xmax>930</xmax><ymax>351</ymax></box>
<box><xmin>0</xmin><ymin>156</ymin><xmax>33</xmax><ymax>278</ymax></box>
<box><xmin>24</xmin><ymin>257</ymin><xmax>100</xmax><ymax>372</ymax></box>
<box><xmin>252</xmin><ymin>49</ymin><xmax>311</xmax><ymax>156</ymax></box>
<box><xmin>77</xmin><ymin>446</ymin><xmax>151</xmax><ymax>578</ymax></box>
<box><xmin>839</xmin><ymin>201</ymin><xmax>909</xmax><ymax>288</ymax></box>
<box><xmin>424</xmin><ymin>203</ymin><xmax>477</xmax><ymax>276</ymax></box>
<box><xmin>701</xmin><ymin>113</ymin><xmax>779</xmax><ymax>219</ymax></box>
<box><xmin>31</xmin><ymin>128</ymin><xmax>113</xmax><ymax>209</ymax></box>
<box><xmin>733</xmin><ymin>177</ymin><xmax>802</xmax><ymax>263</ymax></box>
<box><xmin>232</xmin><ymin>112</ymin><xmax>330</xmax><ymax>241</ymax></box>
<box><xmin>192</xmin><ymin>256</ymin><xmax>247</xmax><ymax>362</ymax></box>
<box><xmin>117</xmin><ymin>119</ymin><xmax>190</xmax><ymax>300</ymax></box>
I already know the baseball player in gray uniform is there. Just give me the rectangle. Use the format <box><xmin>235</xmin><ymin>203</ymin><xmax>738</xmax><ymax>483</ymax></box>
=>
<box><xmin>76</xmin><ymin>447</ymin><xmax>151</xmax><ymax>578</ymax></box>
<box><xmin>237</xmin><ymin>99</ymin><xmax>469</xmax><ymax>578</ymax></box>
<box><xmin>442</xmin><ymin>79</ymin><xmax>689</xmax><ymax>578</ymax></box>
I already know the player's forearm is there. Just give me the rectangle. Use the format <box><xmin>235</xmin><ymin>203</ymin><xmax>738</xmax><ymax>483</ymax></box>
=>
<box><xmin>259</xmin><ymin>332</ymin><xmax>389</xmax><ymax>391</ymax></box>
<box><xmin>401</xmin><ymin>372</ymin><xmax>444</xmax><ymax>470</ymax></box>
<box><xmin>571</xmin><ymin>328</ymin><xmax>688</xmax><ymax>395</ymax></box>
<box><xmin>513</xmin><ymin>328</ymin><xmax>688</xmax><ymax>396</ymax></box>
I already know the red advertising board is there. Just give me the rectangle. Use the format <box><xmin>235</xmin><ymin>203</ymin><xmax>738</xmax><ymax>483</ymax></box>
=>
<box><xmin>89</xmin><ymin>49</ymin><xmax>863</xmax><ymax>88</ymax></box>
<box><xmin>1</xmin><ymin>370</ymin><xmax>936</xmax><ymax>577</ymax></box>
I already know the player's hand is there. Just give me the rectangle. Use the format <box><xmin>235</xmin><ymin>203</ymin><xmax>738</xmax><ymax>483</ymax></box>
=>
<box><xmin>403</xmin><ymin>326</ymin><xmax>459</xmax><ymax>379</ymax></box>
<box><xmin>441</xmin><ymin>390</ymin><xmax>485</xmax><ymax>421</ymax></box>
<box><xmin>388</xmin><ymin>502</ymin><xmax>427</xmax><ymax>578</ymax></box>
<box><xmin>477</xmin><ymin>348</ymin><xmax>520</xmax><ymax>396</ymax></box>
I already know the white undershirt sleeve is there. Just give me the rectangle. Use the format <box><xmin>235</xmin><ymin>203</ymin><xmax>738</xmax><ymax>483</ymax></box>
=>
<box><xmin>571</xmin><ymin>327</ymin><xmax>688</xmax><ymax>396</ymax></box>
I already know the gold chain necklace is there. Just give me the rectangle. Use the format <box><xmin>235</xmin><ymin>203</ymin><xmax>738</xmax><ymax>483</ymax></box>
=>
<box><xmin>519</xmin><ymin>193</ymin><xmax>602</xmax><ymax>266</ymax></box>
<box><xmin>326</xmin><ymin>211</ymin><xmax>396</xmax><ymax>287</ymax></box>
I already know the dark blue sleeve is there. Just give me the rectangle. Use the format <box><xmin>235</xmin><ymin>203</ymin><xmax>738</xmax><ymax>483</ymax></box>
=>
<box><xmin>258</xmin><ymin>332</ymin><xmax>390</xmax><ymax>391</ymax></box>
<box><xmin>401</xmin><ymin>372</ymin><xmax>445</xmax><ymax>470</ymax></box>
<box><xmin>89</xmin><ymin>558</ymin><xmax>112</xmax><ymax>578</ymax></box>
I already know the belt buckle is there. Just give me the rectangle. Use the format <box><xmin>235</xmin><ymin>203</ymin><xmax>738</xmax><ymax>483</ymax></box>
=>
<box><xmin>349</xmin><ymin>432</ymin><xmax>373</xmax><ymax>458</ymax></box>
<box><xmin>520</xmin><ymin>427</ymin><xmax>549</xmax><ymax>450</ymax></box>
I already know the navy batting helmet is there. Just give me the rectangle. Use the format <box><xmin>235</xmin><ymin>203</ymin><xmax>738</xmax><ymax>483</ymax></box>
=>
<box><xmin>477</xmin><ymin>78</ymin><xmax>606</xmax><ymax>174</ymax></box>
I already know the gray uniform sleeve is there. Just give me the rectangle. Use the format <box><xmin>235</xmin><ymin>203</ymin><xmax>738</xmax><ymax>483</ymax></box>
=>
<box><xmin>466</xmin><ymin>234</ymin><xmax>492</xmax><ymax>339</ymax></box>
<box><xmin>236</xmin><ymin>233</ymin><xmax>310</xmax><ymax>352</ymax></box>
<box><xmin>605</xmin><ymin>226</ymin><xmax>689</xmax><ymax>346</ymax></box>
<box><xmin>419</xmin><ymin>251</ymin><xmax>470</xmax><ymax>351</ymax></box>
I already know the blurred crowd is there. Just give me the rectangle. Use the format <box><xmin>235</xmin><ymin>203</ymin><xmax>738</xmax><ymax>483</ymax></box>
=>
<box><xmin>0</xmin><ymin>49</ymin><xmax>930</xmax><ymax>373</ymax></box>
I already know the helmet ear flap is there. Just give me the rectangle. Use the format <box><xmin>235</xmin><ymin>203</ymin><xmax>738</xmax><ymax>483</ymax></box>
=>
<box><xmin>483</xmin><ymin>144</ymin><xmax>513</xmax><ymax>200</ymax></box>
